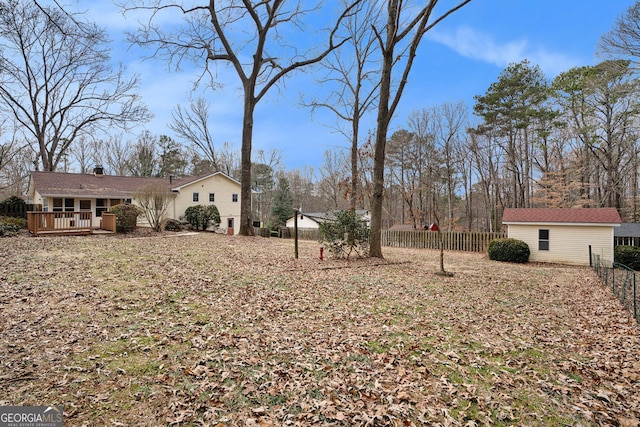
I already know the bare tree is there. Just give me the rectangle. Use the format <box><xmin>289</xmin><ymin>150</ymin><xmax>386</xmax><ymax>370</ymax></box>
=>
<box><xmin>69</xmin><ymin>137</ymin><xmax>100</xmax><ymax>174</ymax></box>
<box><xmin>0</xmin><ymin>0</ymin><xmax>150</xmax><ymax>172</ymax></box>
<box><xmin>318</xmin><ymin>150</ymin><xmax>349</xmax><ymax>209</ymax></box>
<box><xmin>368</xmin><ymin>0</ymin><xmax>472</xmax><ymax>257</ymax></box>
<box><xmin>170</xmin><ymin>98</ymin><xmax>220</xmax><ymax>171</ymax></box>
<box><xmin>434</xmin><ymin>101</ymin><xmax>467</xmax><ymax>231</ymax></box>
<box><xmin>303</xmin><ymin>0</ymin><xmax>381</xmax><ymax>212</ymax></box>
<box><xmin>100</xmin><ymin>135</ymin><xmax>134</xmax><ymax>176</ymax></box>
<box><xmin>126</xmin><ymin>0</ymin><xmax>363</xmax><ymax>235</ymax></box>
<box><xmin>128</xmin><ymin>131</ymin><xmax>159</xmax><ymax>177</ymax></box>
<box><xmin>135</xmin><ymin>182</ymin><xmax>173</xmax><ymax>232</ymax></box>
<box><xmin>599</xmin><ymin>2</ymin><xmax>640</xmax><ymax>67</ymax></box>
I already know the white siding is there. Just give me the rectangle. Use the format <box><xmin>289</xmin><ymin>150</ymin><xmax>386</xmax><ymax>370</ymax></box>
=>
<box><xmin>285</xmin><ymin>215</ymin><xmax>320</xmax><ymax>229</ymax></box>
<box><xmin>507</xmin><ymin>224</ymin><xmax>614</xmax><ymax>266</ymax></box>
<box><xmin>172</xmin><ymin>174</ymin><xmax>242</xmax><ymax>234</ymax></box>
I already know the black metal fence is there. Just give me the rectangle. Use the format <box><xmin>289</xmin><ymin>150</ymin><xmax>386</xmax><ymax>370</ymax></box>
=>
<box><xmin>591</xmin><ymin>254</ymin><xmax>638</xmax><ymax>324</ymax></box>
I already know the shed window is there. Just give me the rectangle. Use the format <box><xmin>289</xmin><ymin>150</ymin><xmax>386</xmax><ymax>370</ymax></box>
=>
<box><xmin>209</xmin><ymin>193</ymin><xmax>215</xmax><ymax>202</ymax></box>
<box><xmin>193</xmin><ymin>192</ymin><xmax>199</xmax><ymax>202</ymax></box>
<box><xmin>232</xmin><ymin>193</ymin><xmax>238</xmax><ymax>202</ymax></box>
<box><xmin>539</xmin><ymin>229</ymin><xmax>549</xmax><ymax>251</ymax></box>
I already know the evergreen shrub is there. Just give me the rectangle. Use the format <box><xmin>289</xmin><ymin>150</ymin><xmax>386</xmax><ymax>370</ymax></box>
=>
<box><xmin>614</xmin><ymin>245</ymin><xmax>640</xmax><ymax>270</ymax></box>
<box><xmin>0</xmin><ymin>216</ymin><xmax>25</xmax><ymax>236</ymax></box>
<box><xmin>184</xmin><ymin>205</ymin><xmax>221</xmax><ymax>231</ymax></box>
<box><xmin>110</xmin><ymin>204</ymin><xmax>142</xmax><ymax>232</ymax></box>
<box><xmin>319</xmin><ymin>210</ymin><xmax>370</xmax><ymax>258</ymax></box>
<box><xmin>488</xmin><ymin>238</ymin><xmax>530</xmax><ymax>263</ymax></box>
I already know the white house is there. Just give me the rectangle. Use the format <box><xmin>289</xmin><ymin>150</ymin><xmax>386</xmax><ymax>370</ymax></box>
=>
<box><xmin>28</xmin><ymin>168</ymin><xmax>244</xmax><ymax>234</ymax></box>
<box><xmin>502</xmin><ymin>208</ymin><xmax>621</xmax><ymax>266</ymax></box>
<box><xmin>285</xmin><ymin>210</ymin><xmax>371</xmax><ymax>229</ymax></box>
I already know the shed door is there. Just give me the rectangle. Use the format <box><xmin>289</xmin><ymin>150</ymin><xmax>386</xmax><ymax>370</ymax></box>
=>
<box><xmin>227</xmin><ymin>218</ymin><xmax>234</xmax><ymax>235</ymax></box>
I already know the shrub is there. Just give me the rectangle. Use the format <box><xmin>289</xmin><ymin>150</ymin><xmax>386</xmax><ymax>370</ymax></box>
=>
<box><xmin>614</xmin><ymin>245</ymin><xmax>640</xmax><ymax>270</ymax></box>
<box><xmin>0</xmin><ymin>216</ymin><xmax>24</xmax><ymax>237</ymax></box>
<box><xmin>318</xmin><ymin>210</ymin><xmax>370</xmax><ymax>258</ymax></box>
<box><xmin>164</xmin><ymin>218</ymin><xmax>184</xmax><ymax>232</ymax></box>
<box><xmin>0</xmin><ymin>215</ymin><xmax>27</xmax><ymax>229</ymax></box>
<box><xmin>110</xmin><ymin>204</ymin><xmax>142</xmax><ymax>232</ymax></box>
<box><xmin>488</xmin><ymin>238</ymin><xmax>530</xmax><ymax>263</ymax></box>
<box><xmin>184</xmin><ymin>205</ymin><xmax>221</xmax><ymax>231</ymax></box>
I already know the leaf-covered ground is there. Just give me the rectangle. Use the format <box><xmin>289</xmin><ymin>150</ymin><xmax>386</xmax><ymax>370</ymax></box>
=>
<box><xmin>1</xmin><ymin>232</ymin><xmax>639</xmax><ymax>426</ymax></box>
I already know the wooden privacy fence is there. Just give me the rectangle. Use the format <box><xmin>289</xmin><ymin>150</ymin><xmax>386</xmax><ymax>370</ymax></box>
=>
<box><xmin>381</xmin><ymin>230</ymin><xmax>507</xmax><ymax>253</ymax></box>
<box><xmin>287</xmin><ymin>227</ymin><xmax>506</xmax><ymax>253</ymax></box>
<box><xmin>0</xmin><ymin>203</ymin><xmax>42</xmax><ymax>219</ymax></box>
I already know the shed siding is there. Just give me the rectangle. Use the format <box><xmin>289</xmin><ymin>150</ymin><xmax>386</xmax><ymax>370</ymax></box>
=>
<box><xmin>507</xmin><ymin>224</ymin><xmax>613</xmax><ymax>265</ymax></box>
<box><xmin>172</xmin><ymin>174</ymin><xmax>241</xmax><ymax>234</ymax></box>
<box><xmin>285</xmin><ymin>216</ymin><xmax>320</xmax><ymax>229</ymax></box>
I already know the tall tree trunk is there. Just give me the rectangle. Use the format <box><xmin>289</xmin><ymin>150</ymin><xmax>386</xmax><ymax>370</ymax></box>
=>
<box><xmin>369</xmin><ymin>44</ymin><xmax>394</xmax><ymax>258</ymax></box>
<box><xmin>239</xmin><ymin>90</ymin><xmax>255</xmax><ymax>236</ymax></box>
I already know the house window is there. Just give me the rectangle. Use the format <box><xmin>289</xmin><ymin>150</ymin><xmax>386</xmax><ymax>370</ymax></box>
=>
<box><xmin>539</xmin><ymin>229</ymin><xmax>550</xmax><ymax>251</ymax></box>
<box><xmin>193</xmin><ymin>192</ymin><xmax>199</xmax><ymax>202</ymax></box>
<box><xmin>232</xmin><ymin>193</ymin><xmax>238</xmax><ymax>202</ymax></box>
<box><xmin>79</xmin><ymin>200</ymin><xmax>91</xmax><ymax>211</ymax></box>
<box><xmin>52</xmin><ymin>198</ymin><xmax>74</xmax><ymax>212</ymax></box>
<box><xmin>96</xmin><ymin>199</ymin><xmax>108</xmax><ymax>217</ymax></box>
<box><xmin>209</xmin><ymin>193</ymin><xmax>215</xmax><ymax>203</ymax></box>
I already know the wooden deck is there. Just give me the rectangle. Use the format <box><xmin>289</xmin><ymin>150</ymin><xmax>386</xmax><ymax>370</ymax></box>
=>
<box><xmin>27</xmin><ymin>211</ymin><xmax>116</xmax><ymax>236</ymax></box>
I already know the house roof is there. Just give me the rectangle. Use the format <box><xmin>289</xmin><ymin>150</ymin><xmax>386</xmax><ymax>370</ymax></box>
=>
<box><xmin>389</xmin><ymin>224</ymin><xmax>416</xmax><ymax>231</ymax></box>
<box><xmin>287</xmin><ymin>210</ymin><xmax>370</xmax><ymax>224</ymax></box>
<box><xmin>30</xmin><ymin>171</ymin><xmax>240</xmax><ymax>199</ymax></box>
<box><xmin>614</xmin><ymin>223</ymin><xmax>640</xmax><ymax>237</ymax></box>
<box><xmin>30</xmin><ymin>171</ymin><xmax>172</xmax><ymax>199</ymax></box>
<box><xmin>502</xmin><ymin>208</ymin><xmax>621</xmax><ymax>225</ymax></box>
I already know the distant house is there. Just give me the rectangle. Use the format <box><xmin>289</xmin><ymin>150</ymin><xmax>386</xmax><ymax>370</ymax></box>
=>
<box><xmin>502</xmin><ymin>208</ymin><xmax>621</xmax><ymax>266</ymax></box>
<box><xmin>614</xmin><ymin>223</ymin><xmax>640</xmax><ymax>247</ymax></box>
<box><xmin>28</xmin><ymin>168</ymin><xmax>243</xmax><ymax>234</ymax></box>
<box><xmin>285</xmin><ymin>210</ymin><xmax>371</xmax><ymax>229</ymax></box>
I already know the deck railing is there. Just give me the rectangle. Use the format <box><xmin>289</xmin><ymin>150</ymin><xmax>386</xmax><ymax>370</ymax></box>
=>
<box><xmin>27</xmin><ymin>211</ymin><xmax>93</xmax><ymax>236</ymax></box>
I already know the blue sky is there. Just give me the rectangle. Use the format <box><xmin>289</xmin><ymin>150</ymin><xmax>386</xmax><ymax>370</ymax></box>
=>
<box><xmin>69</xmin><ymin>0</ymin><xmax>635</xmax><ymax>172</ymax></box>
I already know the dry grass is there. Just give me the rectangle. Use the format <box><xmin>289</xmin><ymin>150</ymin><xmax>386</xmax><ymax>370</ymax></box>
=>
<box><xmin>1</xmin><ymin>232</ymin><xmax>639</xmax><ymax>426</ymax></box>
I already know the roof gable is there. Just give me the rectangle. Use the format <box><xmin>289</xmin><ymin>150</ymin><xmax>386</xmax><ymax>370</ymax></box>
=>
<box><xmin>503</xmin><ymin>208</ymin><xmax>621</xmax><ymax>225</ymax></box>
<box><xmin>170</xmin><ymin>172</ymin><xmax>241</xmax><ymax>190</ymax></box>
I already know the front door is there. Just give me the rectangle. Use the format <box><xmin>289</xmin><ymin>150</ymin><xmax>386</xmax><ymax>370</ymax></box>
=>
<box><xmin>227</xmin><ymin>218</ymin><xmax>234</xmax><ymax>235</ymax></box>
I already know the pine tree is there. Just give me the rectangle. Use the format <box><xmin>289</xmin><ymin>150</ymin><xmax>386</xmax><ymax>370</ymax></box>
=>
<box><xmin>269</xmin><ymin>176</ymin><xmax>294</xmax><ymax>228</ymax></box>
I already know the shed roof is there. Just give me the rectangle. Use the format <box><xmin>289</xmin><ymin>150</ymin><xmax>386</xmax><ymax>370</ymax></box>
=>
<box><xmin>502</xmin><ymin>208</ymin><xmax>621</xmax><ymax>225</ymax></box>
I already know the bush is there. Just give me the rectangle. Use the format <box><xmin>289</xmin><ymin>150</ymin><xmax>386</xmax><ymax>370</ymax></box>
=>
<box><xmin>488</xmin><ymin>238</ymin><xmax>530</xmax><ymax>263</ymax></box>
<box><xmin>164</xmin><ymin>218</ymin><xmax>184</xmax><ymax>232</ymax></box>
<box><xmin>0</xmin><ymin>216</ymin><xmax>27</xmax><ymax>229</ymax></box>
<box><xmin>614</xmin><ymin>245</ymin><xmax>640</xmax><ymax>270</ymax></box>
<box><xmin>0</xmin><ymin>216</ymin><xmax>24</xmax><ymax>237</ymax></box>
<box><xmin>110</xmin><ymin>204</ymin><xmax>142</xmax><ymax>232</ymax></box>
<box><xmin>184</xmin><ymin>205</ymin><xmax>221</xmax><ymax>231</ymax></box>
<box><xmin>318</xmin><ymin>210</ymin><xmax>370</xmax><ymax>258</ymax></box>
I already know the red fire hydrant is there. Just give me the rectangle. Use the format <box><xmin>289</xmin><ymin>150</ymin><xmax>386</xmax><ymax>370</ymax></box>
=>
<box><xmin>319</xmin><ymin>247</ymin><xmax>324</xmax><ymax>261</ymax></box>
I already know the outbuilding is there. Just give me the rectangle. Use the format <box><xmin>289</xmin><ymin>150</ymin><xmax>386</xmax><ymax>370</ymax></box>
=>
<box><xmin>502</xmin><ymin>208</ymin><xmax>621</xmax><ymax>266</ymax></box>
